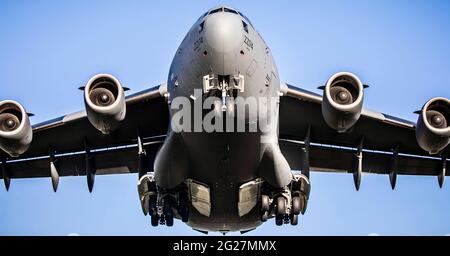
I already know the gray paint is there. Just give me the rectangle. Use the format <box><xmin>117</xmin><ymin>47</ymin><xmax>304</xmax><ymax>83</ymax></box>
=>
<box><xmin>154</xmin><ymin>6</ymin><xmax>290</xmax><ymax>232</ymax></box>
<box><xmin>1</xmin><ymin>5</ymin><xmax>449</xmax><ymax>234</ymax></box>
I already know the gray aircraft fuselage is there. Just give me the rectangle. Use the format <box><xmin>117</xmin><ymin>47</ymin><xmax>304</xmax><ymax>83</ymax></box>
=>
<box><xmin>155</xmin><ymin>6</ymin><xmax>292</xmax><ymax>233</ymax></box>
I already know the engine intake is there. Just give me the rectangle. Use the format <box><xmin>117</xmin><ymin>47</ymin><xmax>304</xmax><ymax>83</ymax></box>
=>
<box><xmin>321</xmin><ymin>72</ymin><xmax>365</xmax><ymax>133</ymax></box>
<box><xmin>416</xmin><ymin>97</ymin><xmax>450</xmax><ymax>154</ymax></box>
<box><xmin>0</xmin><ymin>100</ymin><xmax>33</xmax><ymax>157</ymax></box>
<box><xmin>84</xmin><ymin>74</ymin><xmax>126</xmax><ymax>134</ymax></box>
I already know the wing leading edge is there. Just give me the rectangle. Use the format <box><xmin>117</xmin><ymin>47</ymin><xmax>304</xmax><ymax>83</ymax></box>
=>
<box><xmin>279</xmin><ymin>84</ymin><xmax>449</xmax><ymax>189</ymax></box>
<box><xmin>1</xmin><ymin>80</ymin><xmax>449</xmax><ymax>191</ymax></box>
<box><xmin>0</xmin><ymin>84</ymin><xmax>170</xmax><ymax>190</ymax></box>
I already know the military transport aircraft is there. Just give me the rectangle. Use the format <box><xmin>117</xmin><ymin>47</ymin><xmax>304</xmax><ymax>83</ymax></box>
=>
<box><xmin>1</xmin><ymin>5</ymin><xmax>449</xmax><ymax>234</ymax></box>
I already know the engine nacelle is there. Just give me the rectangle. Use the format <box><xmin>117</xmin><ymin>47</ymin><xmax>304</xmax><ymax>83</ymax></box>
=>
<box><xmin>0</xmin><ymin>100</ymin><xmax>33</xmax><ymax>157</ymax></box>
<box><xmin>84</xmin><ymin>74</ymin><xmax>126</xmax><ymax>134</ymax></box>
<box><xmin>415</xmin><ymin>97</ymin><xmax>450</xmax><ymax>155</ymax></box>
<box><xmin>321</xmin><ymin>72</ymin><xmax>365</xmax><ymax>133</ymax></box>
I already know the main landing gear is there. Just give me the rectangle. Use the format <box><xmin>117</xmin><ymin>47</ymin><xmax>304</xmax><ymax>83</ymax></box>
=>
<box><xmin>259</xmin><ymin>174</ymin><xmax>310</xmax><ymax>226</ymax></box>
<box><xmin>138</xmin><ymin>174</ymin><xmax>190</xmax><ymax>227</ymax></box>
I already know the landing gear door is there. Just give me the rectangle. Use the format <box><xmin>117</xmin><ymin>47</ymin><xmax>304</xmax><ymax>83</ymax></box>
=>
<box><xmin>203</xmin><ymin>75</ymin><xmax>219</xmax><ymax>93</ymax></box>
<box><xmin>231</xmin><ymin>75</ymin><xmax>245</xmax><ymax>92</ymax></box>
<box><xmin>186</xmin><ymin>179</ymin><xmax>211</xmax><ymax>217</ymax></box>
<box><xmin>238</xmin><ymin>178</ymin><xmax>264</xmax><ymax>217</ymax></box>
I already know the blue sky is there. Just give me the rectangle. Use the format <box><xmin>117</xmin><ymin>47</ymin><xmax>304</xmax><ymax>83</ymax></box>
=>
<box><xmin>1</xmin><ymin>0</ymin><xmax>450</xmax><ymax>236</ymax></box>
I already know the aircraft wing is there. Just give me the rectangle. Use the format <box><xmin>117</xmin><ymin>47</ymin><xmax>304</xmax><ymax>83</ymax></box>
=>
<box><xmin>279</xmin><ymin>84</ymin><xmax>449</xmax><ymax>188</ymax></box>
<box><xmin>0</xmin><ymin>85</ymin><xmax>169</xmax><ymax>189</ymax></box>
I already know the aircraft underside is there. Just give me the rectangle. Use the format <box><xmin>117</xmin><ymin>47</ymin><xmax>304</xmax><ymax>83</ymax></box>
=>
<box><xmin>138</xmin><ymin>131</ymin><xmax>310</xmax><ymax>233</ymax></box>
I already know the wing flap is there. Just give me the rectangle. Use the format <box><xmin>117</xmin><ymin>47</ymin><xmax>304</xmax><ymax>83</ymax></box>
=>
<box><xmin>1</xmin><ymin>140</ymin><xmax>164</xmax><ymax>179</ymax></box>
<box><xmin>280</xmin><ymin>139</ymin><xmax>448</xmax><ymax>176</ymax></box>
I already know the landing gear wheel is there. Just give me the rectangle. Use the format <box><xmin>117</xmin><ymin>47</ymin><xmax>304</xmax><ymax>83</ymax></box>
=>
<box><xmin>179</xmin><ymin>204</ymin><xmax>189</xmax><ymax>223</ymax></box>
<box><xmin>166</xmin><ymin>215</ymin><xmax>174</xmax><ymax>227</ymax></box>
<box><xmin>261</xmin><ymin>210</ymin><xmax>269</xmax><ymax>222</ymax></box>
<box><xmin>164</xmin><ymin>203</ymin><xmax>174</xmax><ymax>227</ymax></box>
<box><xmin>290</xmin><ymin>214</ymin><xmax>298</xmax><ymax>226</ymax></box>
<box><xmin>275</xmin><ymin>215</ymin><xmax>283</xmax><ymax>226</ymax></box>
<box><xmin>276</xmin><ymin>196</ymin><xmax>286</xmax><ymax>216</ymax></box>
<box><xmin>292</xmin><ymin>196</ymin><xmax>301</xmax><ymax>215</ymax></box>
<box><xmin>149</xmin><ymin>197</ymin><xmax>158</xmax><ymax>226</ymax></box>
<box><xmin>149</xmin><ymin>197</ymin><xmax>157</xmax><ymax>211</ymax></box>
<box><xmin>181</xmin><ymin>209</ymin><xmax>189</xmax><ymax>223</ymax></box>
<box><xmin>151</xmin><ymin>214</ymin><xmax>159</xmax><ymax>227</ymax></box>
<box><xmin>261</xmin><ymin>195</ymin><xmax>270</xmax><ymax>212</ymax></box>
<box><xmin>179</xmin><ymin>194</ymin><xmax>189</xmax><ymax>223</ymax></box>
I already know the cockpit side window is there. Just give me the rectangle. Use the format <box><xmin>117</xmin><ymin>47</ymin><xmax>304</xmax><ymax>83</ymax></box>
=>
<box><xmin>242</xmin><ymin>21</ymin><xmax>249</xmax><ymax>33</ymax></box>
<box><xmin>196</xmin><ymin>12</ymin><xmax>208</xmax><ymax>23</ymax></box>
<box><xmin>238</xmin><ymin>11</ymin><xmax>253</xmax><ymax>27</ymax></box>
<box><xmin>199</xmin><ymin>21</ymin><xmax>205</xmax><ymax>33</ymax></box>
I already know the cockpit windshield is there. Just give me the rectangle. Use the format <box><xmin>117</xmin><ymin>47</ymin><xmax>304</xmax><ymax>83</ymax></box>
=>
<box><xmin>202</xmin><ymin>7</ymin><xmax>253</xmax><ymax>27</ymax></box>
<box><xmin>224</xmin><ymin>7</ymin><xmax>238</xmax><ymax>14</ymax></box>
<box><xmin>209</xmin><ymin>8</ymin><xmax>222</xmax><ymax>15</ymax></box>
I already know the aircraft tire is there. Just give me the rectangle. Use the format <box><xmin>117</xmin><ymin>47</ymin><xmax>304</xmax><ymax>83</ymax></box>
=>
<box><xmin>290</xmin><ymin>214</ymin><xmax>298</xmax><ymax>226</ymax></box>
<box><xmin>276</xmin><ymin>196</ymin><xmax>286</xmax><ymax>216</ymax></box>
<box><xmin>275</xmin><ymin>215</ymin><xmax>283</xmax><ymax>226</ymax></box>
<box><xmin>151</xmin><ymin>213</ymin><xmax>159</xmax><ymax>227</ymax></box>
<box><xmin>165</xmin><ymin>204</ymin><xmax>174</xmax><ymax>227</ymax></box>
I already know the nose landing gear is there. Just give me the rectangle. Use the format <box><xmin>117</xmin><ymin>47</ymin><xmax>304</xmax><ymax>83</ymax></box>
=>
<box><xmin>259</xmin><ymin>174</ymin><xmax>310</xmax><ymax>226</ymax></box>
<box><xmin>202</xmin><ymin>74</ymin><xmax>245</xmax><ymax>112</ymax></box>
<box><xmin>138</xmin><ymin>174</ymin><xmax>190</xmax><ymax>227</ymax></box>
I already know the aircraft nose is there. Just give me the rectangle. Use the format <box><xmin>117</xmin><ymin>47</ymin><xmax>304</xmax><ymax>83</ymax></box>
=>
<box><xmin>204</xmin><ymin>13</ymin><xmax>244</xmax><ymax>53</ymax></box>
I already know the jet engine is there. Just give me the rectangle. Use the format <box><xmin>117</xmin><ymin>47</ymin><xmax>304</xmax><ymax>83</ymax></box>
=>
<box><xmin>415</xmin><ymin>97</ymin><xmax>450</xmax><ymax>155</ymax></box>
<box><xmin>0</xmin><ymin>100</ymin><xmax>33</xmax><ymax>157</ymax></box>
<box><xmin>321</xmin><ymin>72</ymin><xmax>365</xmax><ymax>133</ymax></box>
<box><xmin>83</xmin><ymin>74</ymin><xmax>126</xmax><ymax>134</ymax></box>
